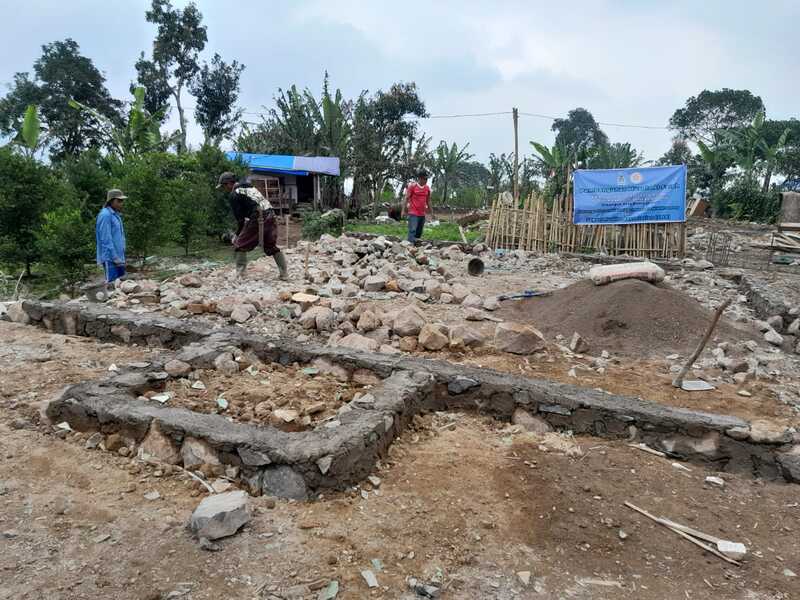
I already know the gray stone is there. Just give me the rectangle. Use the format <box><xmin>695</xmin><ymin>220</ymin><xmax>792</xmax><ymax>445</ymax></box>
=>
<box><xmin>181</xmin><ymin>437</ymin><xmax>220</xmax><ymax>470</ymax></box>
<box><xmin>483</xmin><ymin>297</ymin><xmax>499</xmax><ymax>311</ymax></box>
<box><xmin>788</xmin><ymin>318</ymin><xmax>800</xmax><ymax>336</ymax></box>
<box><xmin>766</xmin><ymin>315</ymin><xmax>785</xmax><ymax>332</ymax></box>
<box><xmin>213</xmin><ymin>353</ymin><xmax>239</xmax><ymax>375</ymax></box>
<box><xmin>7</xmin><ymin>303</ymin><xmax>30</xmax><ymax>325</ymax></box>
<box><xmin>189</xmin><ymin>490</ymin><xmax>250</xmax><ymax>541</ymax></box>
<box><xmin>725</xmin><ymin>426</ymin><xmax>750</xmax><ymax>440</ymax></box>
<box><xmin>238</xmin><ymin>447</ymin><xmax>272</xmax><ymax>466</ymax></box>
<box><xmin>261</xmin><ymin>465</ymin><xmax>308</xmax><ymax>500</ymax></box>
<box><xmin>776</xmin><ymin>447</ymin><xmax>800</xmax><ymax>483</ymax></box>
<box><xmin>447</xmin><ymin>376</ymin><xmax>480</xmax><ymax>395</ymax></box>
<box><xmin>494</xmin><ymin>322</ymin><xmax>547</xmax><ymax>355</ymax></box>
<box><xmin>84</xmin><ymin>432</ymin><xmax>104</xmax><ymax>450</ymax></box>
<box><xmin>299</xmin><ymin>306</ymin><xmax>336</xmax><ymax>331</ymax></box>
<box><xmin>230</xmin><ymin>304</ymin><xmax>254</xmax><ymax>324</ymax></box>
<box><xmin>512</xmin><ymin>408</ymin><xmax>553</xmax><ymax>434</ymax></box>
<box><xmin>461</xmin><ymin>294</ymin><xmax>484</xmax><ymax>309</ymax></box>
<box><xmin>423</xmin><ymin>279</ymin><xmax>442</xmax><ymax>299</ymax></box>
<box><xmin>748</xmin><ymin>421</ymin><xmax>791</xmax><ymax>444</ymax></box>
<box><xmin>363</xmin><ymin>274</ymin><xmax>388</xmax><ymax>292</ymax></box>
<box><xmin>164</xmin><ymin>359</ymin><xmax>192</xmax><ymax>378</ymax></box>
<box><xmin>449</xmin><ymin>283</ymin><xmax>470</xmax><ymax>303</ymax></box>
<box><xmin>336</xmin><ymin>333</ymin><xmax>380</xmax><ymax>353</ymax></box>
<box><xmin>569</xmin><ymin>332</ymin><xmax>589</xmax><ymax>353</ymax></box>
<box><xmin>764</xmin><ymin>329</ymin><xmax>784</xmax><ymax>346</ymax></box>
<box><xmin>392</xmin><ymin>305</ymin><xmax>426</xmax><ymax>337</ymax></box>
<box><xmin>317</xmin><ymin>455</ymin><xmax>333</xmax><ymax>475</ymax></box>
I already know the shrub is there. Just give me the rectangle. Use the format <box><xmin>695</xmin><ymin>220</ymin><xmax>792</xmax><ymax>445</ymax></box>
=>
<box><xmin>718</xmin><ymin>179</ymin><xmax>781</xmax><ymax>223</ymax></box>
<box><xmin>36</xmin><ymin>195</ymin><xmax>95</xmax><ymax>291</ymax></box>
<box><xmin>302</xmin><ymin>209</ymin><xmax>345</xmax><ymax>240</ymax></box>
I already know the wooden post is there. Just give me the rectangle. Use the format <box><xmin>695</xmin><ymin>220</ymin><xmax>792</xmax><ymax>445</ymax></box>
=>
<box><xmin>512</xmin><ymin>107</ymin><xmax>519</xmax><ymax>202</ymax></box>
<box><xmin>672</xmin><ymin>298</ymin><xmax>732</xmax><ymax>389</ymax></box>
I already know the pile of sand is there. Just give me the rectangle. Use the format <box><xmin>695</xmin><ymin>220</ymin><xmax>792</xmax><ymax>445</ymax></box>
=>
<box><xmin>496</xmin><ymin>279</ymin><xmax>749</xmax><ymax>357</ymax></box>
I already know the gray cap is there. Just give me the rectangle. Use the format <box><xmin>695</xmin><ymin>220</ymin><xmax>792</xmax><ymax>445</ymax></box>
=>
<box><xmin>106</xmin><ymin>189</ymin><xmax>127</xmax><ymax>202</ymax></box>
<box><xmin>217</xmin><ymin>172</ymin><xmax>236</xmax><ymax>188</ymax></box>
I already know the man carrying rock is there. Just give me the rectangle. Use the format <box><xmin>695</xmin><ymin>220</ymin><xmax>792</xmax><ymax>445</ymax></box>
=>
<box><xmin>95</xmin><ymin>189</ymin><xmax>127</xmax><ymax>284</ymax></box>
<box><xmin>217</xmin><ymin>172</ymin><xmax>289</xmax><ymax>280</ymax></box>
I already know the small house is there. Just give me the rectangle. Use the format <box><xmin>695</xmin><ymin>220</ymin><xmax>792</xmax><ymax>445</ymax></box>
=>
<box><xmin>225</xmin><ymin>152</ymin><xmax>341</xmax><ymax>213</ymax></box>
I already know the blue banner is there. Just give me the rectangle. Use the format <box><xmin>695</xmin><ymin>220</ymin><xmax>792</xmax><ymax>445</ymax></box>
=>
<box><xmin>573</xmin><ymin>165</ymin><xmax>687</xmax><ymax>225</ymax></box>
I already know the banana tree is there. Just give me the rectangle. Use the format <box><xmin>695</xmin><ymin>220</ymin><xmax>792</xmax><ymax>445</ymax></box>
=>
<box><xmin>13</xmin><ymin>105</ymin><xmax>42</xmax><ymax>157</ymax></box>
<box><xmin>530</xmin><ymin>141</ymin><xmax>573</xmax><ymax>198</ymax></box>
<box><xmin>697</xmin><ymin>133</ymin><xmax>733</xmax><ymax>215</ymax></box>
<box><xmin>587</xmin><ymin>142</ymin><xmax>646</xmax><ymax>169</ymax></box>
<box><xmin>432</xmin><ymin>141</ymin><xmax>474</xmax><ymax>215</ymax></box>
<box><xmin>69</xmin><ymin>87</ymin><xmax>177</xmax><ymax>160</ymax></box>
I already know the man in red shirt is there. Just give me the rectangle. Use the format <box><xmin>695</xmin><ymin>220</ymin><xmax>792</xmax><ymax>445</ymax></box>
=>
<box><xmin>406</xmin><ymin>170</ymin><xmax>431</xmax><ymax>244</ymax></box>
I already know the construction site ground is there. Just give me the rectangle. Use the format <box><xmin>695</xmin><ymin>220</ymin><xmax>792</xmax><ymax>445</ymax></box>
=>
<box><xmin>2</xmin><ymin>218</ymin><xmax>800</xmax><ymax>600</ymax></box>
<box><xmin>1</xmin><ymin>323</ymin><xmax>799</xmax><ymax>600</ymax></box>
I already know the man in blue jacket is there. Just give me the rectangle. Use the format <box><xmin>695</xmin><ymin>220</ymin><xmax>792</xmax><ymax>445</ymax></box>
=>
<box><xmin>96</xmin><ymin>189</ymin><xmax>127</xmax><ymax>283</ymax></box>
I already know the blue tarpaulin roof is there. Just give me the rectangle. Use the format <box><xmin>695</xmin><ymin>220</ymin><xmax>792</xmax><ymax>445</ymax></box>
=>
<box><xmin>226</xmin><ymin>152</ymin><xmax>340</xmax><ymax>176</ymax></box>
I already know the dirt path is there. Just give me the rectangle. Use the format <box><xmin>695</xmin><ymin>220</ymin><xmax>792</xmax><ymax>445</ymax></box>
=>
<box><xmin>1</xmin><ymin>322</ymin><xmax>799</xmax><ymax>599</ymax></box>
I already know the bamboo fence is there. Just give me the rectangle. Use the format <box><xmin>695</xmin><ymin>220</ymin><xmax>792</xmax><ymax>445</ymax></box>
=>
<box><xmin>485</xmin><ymin>193</ymin><xmax>686</xmax><ymax>259</ymax></box>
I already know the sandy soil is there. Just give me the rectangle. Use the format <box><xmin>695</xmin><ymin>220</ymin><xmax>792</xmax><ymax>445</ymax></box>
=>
<box><xmin>1</xmin><ymin>322</ymin><xmax>800</xmax><ymax>600</ymax></box>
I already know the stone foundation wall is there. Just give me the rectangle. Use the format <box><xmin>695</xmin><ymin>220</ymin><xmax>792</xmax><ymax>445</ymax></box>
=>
<box><xmin>16</xmin><ymin>300</ymin><xmax>800</xmax><ymax>491</ymax></box>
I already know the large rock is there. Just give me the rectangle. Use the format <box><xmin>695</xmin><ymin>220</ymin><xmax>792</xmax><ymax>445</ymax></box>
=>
<box><xmin>493</xmin><ymin>322</ymin><xmax>547</xmax><ymax>355</ymax></box>
<box><xmin>449</xmin><ymin>325</ymin><xmax>488</xmax><ymax>348</ymax></box>
<box><xmin>512</xmin><ymin>408</ymin><xmax>553</xmax><ymax>434</ymax></box>
<box><xmin>261</xmin><ymin>465</ymin><xmax>308</xmax><ymax>500</ymax></box>
<box><xmin>6</xmin><ymin>303</ymin><xmax>30</xmax><ymax>325</ymax></box>
<box><xmin>569</xmin><ymin>332</ymin><xmax>589</xmax><ymax>354</ymax></box>
<box><xmin>461</xmin><ymin>294</ymin><xmax>484</xmax><ymax>309</ymax></box>
<box><xmin>748</xmin><ymin>421</ymin><xmax>791</xmax><ymax>444</ymax></box>
<box><xmin>298</xmin><ymin>306</ymin><xmax>335</xmax><ymax>331</ymax></box>
<box><xmin>189</xmin><ymin>491</ymin><xmax>250</xmax><ymax>540</ymax></box>
<box><xmin>291</xmin><ymin>293</ymin><xmax>320</xmax><ymax>311</ymax></box>
<box><xmin>140</xmin><ymin>421</ymin><xmax>181</xmax><ymax>465</ymax></box>
<box><xmin>423</xmin><ymin>279</ymin><xmax>442</xmax><ymax>299</ymax></box>
<box><xmin>788</xmin><ymin>318</ymin><xmax>800</xmax><ymax>336</ymax></box>
<box><xmin>363</xmin><ymin>274</ymin><xmax>389</xmax><ymax>292</ymax></box>
<box><xmin>230</xmin><ymin>304</ymin><xmax>256</xmax><ymax>324</ymax></box>
<box><xmin>213</xmin><ymin>352</ymin><xmax>239</xmax><ymax>375</ymax></box>
<box><xmin>449</xmin><ymin>284</ymin><xmax>470</xmax><ymax>304</ymax></box>
<box><xmin>776</xmin><ymin>446</ymin><xmax>800</xmax><ymax>483</ymax></box>
<box><xmin>336</xmin><ymin>333</ymin><xmax>380</xmax><ymax>353</ymax></box>
<box><xmin>179</xmin><ymin>274</ymin><xmax>202</xmax><ymax>288</ymax></box>
<box><xmin>164</xmin><ymin>359</ymin><xmax>192</xmax><ymax>377</ymax></box>
<box><xmin>357</xmin><ymin>310</ymin><xmax>381</xmax><ymax>332</ymax></box>
<box><xmin>181</xmin><ymin>437</ymin><xmax>221</xmax><ymax>470</ymax></box>
<box><xmin>399</xmin><ymin>336</ymin><xmax>418</xmax><ymax>352</ymax></box>
<box><xmin>764</xmin><ymin>329</ymin><xmax>784</xmax><ymax>346</ymax></box>
<box><xmin>120</xmin><ymin>280</ymin><xmax>141</xmax><ymax>294</ymax></box>
<box><xmin>418</xmin><ymin>324</ymin><xmax>448</xmax><ymax>351</ymax></box>
<box><xmin>392</xmin><ymin>306</ymin><xmax>427</xmax><ymax>337</ymax></box>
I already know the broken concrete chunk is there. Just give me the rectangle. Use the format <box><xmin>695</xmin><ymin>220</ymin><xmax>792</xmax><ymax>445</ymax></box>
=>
<box><xmin>716</xmin><ymin>540</ymin><xmax>747</xmax><ymax>560</ymax></box>
<box><xmin>461</xmin><ymin>294</ymin><xmax>484</xmax><ymax>309</ymax></box>
<box><xmin>299</xmin><ymin>306</ymin><xmax>336</xmax><ymax>331</ymax></box>
<box><xmin>6</xmin><ymin>303</ymin><xmax>31</xmax><ymax>325</ymax></box>
<box><xmin>764</xmin><ymin>329</ymin><xmax>784</xmax><ymax>346</ymax></box>
<box><xmin>189</xmin><ymin>490</ymin><xmax>250</xmax><ymax>541</ymax></box>
<box><xmin>336</xmin><ymin>333</ymin><xmax>380</xmax><ymax>353</ymax></box>
<box><xmin>238</xmin><ymin>447</ymin><xmax>272</xmax><ymax>467</ymax></box>
<box><xmin>447</xmin><ymin>376</ymin><xmax>480</xmax><ymax>395</ymax></box>
<box><xmin>588</xmin><ymin>262</ymin><xmax>665</xmax><ymax>285</ymax></box>
<box><xmin>361</xmin><ymin>569</ymin><xmax>378</xmax><ymax>588</ymax></box>
<box><xmin>363</xmin><ymin>274</ymin><xmax>389</xmax><ymax>292</ymax></box>
<box><xmin>569</xmin><ymin>332</ymin><xmax>589</xmax><ymax>353</ymax></box>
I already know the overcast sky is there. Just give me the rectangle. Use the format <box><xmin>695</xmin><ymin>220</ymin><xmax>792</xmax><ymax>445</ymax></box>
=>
<box><xmin>2</xmin><ymin>0</ymin><xmax>798</xmax><ymax>162</ymax></box>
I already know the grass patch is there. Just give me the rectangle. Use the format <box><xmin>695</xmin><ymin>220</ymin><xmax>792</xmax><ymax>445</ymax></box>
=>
<box><xmin>345</xmin><ymin>220</ymin><xmax>480</xmax><ymax>243</ymax></box>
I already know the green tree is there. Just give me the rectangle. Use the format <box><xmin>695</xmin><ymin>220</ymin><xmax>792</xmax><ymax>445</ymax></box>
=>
<box><xmin>58</xmin><ymin>150</ymin><xmax>112</xmax><ymax>222</ymax></box>
<box><xmin>432</xmin><ymin>141</ymin><xmax>474</xmax><ymax>208</ymax></box>
<box><xmin>0</xmin><ymin>147</ymin><xmax>55</xmax><ymax>275</ymax></box>
<box><xmin>36</xmin><ymin>193</ymin><xmax>95</xmax><ymax>290</ymax></box>
<box><xmin>726</xmin><ymin>111</ymin><xmax>790</xmax><ymax>192</ymax></box>
<box><xmin>696</xmin><ymin>132</ymin><xmax>735</xmax><ymax>216</ymax></box>
<box><xmin>139</xmin><ymin>0</ymin><xmax>208</xmax><ymax>152</ymax></box>
<box><xmin>395</xmin><ymin>132</ymin><xmax>432</xmax><ymax>201</ymax></box>
<box><xmin>189</xmin><ymin>53</ymin><xmax>245</xmax><ymax>145</ymax></box>
<box><xmin>551</xmin><ymin>108</ymin><xmax>608</xmax><ymax>160</ymax></box>
<box><xmin>351</xmin><ymin>82</ymin><xmax>427</xmax><ymax>215</ymax></box>
<box><xmin>131</xmin><ymin>54</ymin><xmax>172</xmax><ymax>120</ymax></box>
<box><xmin>530</xmin><ymin>141</ymin><xmax>572</xmax><ymax>199</ymax></box>
<box><xmin>0</xmin><ymin>39</ymin><xmax>122</xmax><ymax>160</ymax></box>
<box><xmin>487</xmin><ymin>153</ymin><xmax>510</xmax><ymax>192</ymax></box>
<box><xmin>588</xmin><ymin>142</ymin><xmax>645</xmax><ymax>169</ymax></box>
<box><xmin>657</xmin><ymin>137</ymin><xmax>702</xmax><ymax>195</ymax></box>
<box><xmin>194</xmin><ymin>144</ymin><xmax>246</xmax><ymax>234</ymax></box>
<box><xmin>114</xmin><ymin>153</ymin><xmax>179</xmax><ymax>262</ymax></box>
<box><xmin>669</xmin><ymin>89</ymin><xmax>764</xmax><ymax>144</ymax></box>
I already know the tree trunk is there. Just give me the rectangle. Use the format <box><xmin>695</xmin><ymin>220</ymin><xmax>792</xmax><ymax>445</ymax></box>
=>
<box><xmin>174</xmin><ymin>81</ymin><xmax>187</xmax><ymax>154</ymax></box>
<box><xmin>762</xmin><ymin>164</ymin><xmax>774</xmax><ymax>194</ymax></box>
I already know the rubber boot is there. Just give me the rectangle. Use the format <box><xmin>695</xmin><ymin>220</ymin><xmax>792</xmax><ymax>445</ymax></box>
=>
<box><xmin>234</xmin><ymin>251</ymin><xmax>248</xmax><ymax>278</ymax></box>
<box><xmin>274</xmin><ymin>251</ymin><xmax>289</xmax><ymax>281</ymax></box>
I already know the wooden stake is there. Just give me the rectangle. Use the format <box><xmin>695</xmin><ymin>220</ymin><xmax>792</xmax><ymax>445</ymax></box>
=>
<box><xmin>672</xmin><ymin>298</ymin><xmax>732</xmax><ymax>389</ymax></box>
<box><xmin>624</xmin><ymin>502</ymin><xmax>741</xmax><ymax>566</ymax></box>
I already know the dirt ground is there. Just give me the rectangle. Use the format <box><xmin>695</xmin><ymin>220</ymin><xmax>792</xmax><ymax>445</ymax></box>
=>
<box><xmin>1</xmin><ymin>322</ymin><xmax>800</xmax><ymax>600</ymax></box>
<box><xmin>159</xmin><ymin>364</ymin><xmax>370</xmax><ymax>431</ymax></box>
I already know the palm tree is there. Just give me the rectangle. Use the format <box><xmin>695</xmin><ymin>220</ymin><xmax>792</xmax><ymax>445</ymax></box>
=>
<box><xmin>432</xmin><ymin>141</ymin><xmax>473</xmax><ymax>212</ymax></box>
<box><xmin>530</xmin><ymin>141</ymin><xmax>573</xmax><ymax>197</ymax></box>
<box><xmin>725</xmin><ymin>110</ymin><xmax>789</xmax><ymax>190</ymax></box>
